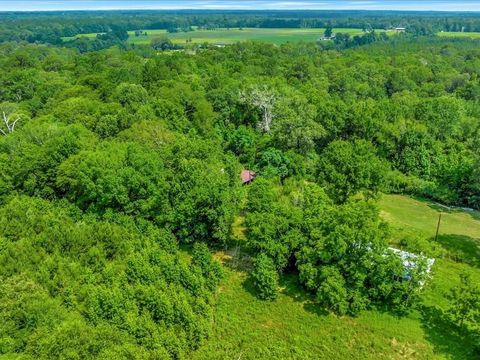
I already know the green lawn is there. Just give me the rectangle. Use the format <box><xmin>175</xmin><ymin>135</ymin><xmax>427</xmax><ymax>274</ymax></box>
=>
<box><xmin>379</xmin><ymin>194</ymin><xmax>480</xmax><ymax>241</ymax></box>
<box><xmin>380</xmin><ymin>194</ymin><xmax>480</xmax><ymax>274</ymax></box>
<box><xmin>63</xmin><ymin>28</ymin><xmax>379</xmax><ymax>45</ymax></box>
<box><xmin>192</xmin><ymin>194</ymin><xmax>480</xmax><ymax>359</ymax></box>
<box><xmin>379</xmin><ymin>195</ymin><xmax>480</xmax><ymax>308</ymax></box>
<box><xmin>437</xmin><ymin>31</ymin><xmax>480</xmax><ymax>39</ymax></box>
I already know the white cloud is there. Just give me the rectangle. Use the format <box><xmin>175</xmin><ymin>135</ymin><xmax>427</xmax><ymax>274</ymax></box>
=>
<box><xmin>1</xmin><ymin>1</ymin><xmax>480</xmax><ymax>12</ymax></box>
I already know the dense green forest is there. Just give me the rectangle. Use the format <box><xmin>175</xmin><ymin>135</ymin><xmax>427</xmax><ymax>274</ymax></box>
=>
<box><xmin>0</xmin><ymin>10</ymin><xmax>479</xmax><ymax>359</ymax></box>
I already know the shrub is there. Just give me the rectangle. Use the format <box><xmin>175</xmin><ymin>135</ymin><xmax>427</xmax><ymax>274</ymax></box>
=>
<box><xmin>251</xmin><ymin>254</ymin><xmax>279</xmax><ymax>300</ymax></box>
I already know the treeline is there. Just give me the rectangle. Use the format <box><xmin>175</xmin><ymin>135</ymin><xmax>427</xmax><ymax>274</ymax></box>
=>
<box><xmin>328</xmin><ymin>31</ymin><xmax>390</xmax><ymax>49</ymax></box>
<box><xmin>63</xmin><ymin>27</ymin><xmax>129</xmax><ymax>53</ymax></box>
<box><xmin>2</xmin><ymin>10</ymin><xmax>480</xmax><ymax>44</ymax></box>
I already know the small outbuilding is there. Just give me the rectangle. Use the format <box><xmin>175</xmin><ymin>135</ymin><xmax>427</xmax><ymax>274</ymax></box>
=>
<box><xmin>241</xmin><ymin>170</ymin><xmax>256</xmax><ymax>185</ymax></box>
<box><xmin>389</xmin><ymin>247</ymin><xmax>435</xmax><ymax>284</ymax></box>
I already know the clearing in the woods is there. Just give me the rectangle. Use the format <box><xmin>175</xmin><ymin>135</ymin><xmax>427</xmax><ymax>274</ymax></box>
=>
<box><xmin>192</xmin><ymin>194</ymin><xmax>480</xmax><ymax>359</ymax></box>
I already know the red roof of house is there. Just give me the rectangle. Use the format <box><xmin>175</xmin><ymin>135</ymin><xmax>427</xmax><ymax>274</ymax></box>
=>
<box><xmin>241</xmin><ymin>170</ymin><xmax>256</xmax><ymax>184</ymax></box>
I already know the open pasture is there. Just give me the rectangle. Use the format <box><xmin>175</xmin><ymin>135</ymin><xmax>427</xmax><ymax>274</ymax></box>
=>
<box><xmin>437</xmin><ymin>31</ymin><xmax>480</xmax><ymax>38</ymax></box>
<box><xmin>129</xmin><ymin>28</ymin><xmax>381</xmax><ymax>45</ymax></box>
<box><xmin>63</xmin><ymin>27</ymin><xmax>377</xmax><ymax>45</ymax></box>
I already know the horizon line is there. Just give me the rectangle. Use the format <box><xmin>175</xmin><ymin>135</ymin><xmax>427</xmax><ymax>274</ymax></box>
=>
<box><xmin>1</xmin><ymin>8</ymin><xmax>480</xmax><ymax>13</ymax></box>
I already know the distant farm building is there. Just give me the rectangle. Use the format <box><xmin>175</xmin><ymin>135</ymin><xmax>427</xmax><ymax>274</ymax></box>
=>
<box><xmin>241</xmin><ymin>170</ymin><xmax>256</xmax><ymax>185</ymax></box>
<box><xmin>394</xmin><ymin>27</ymin><xmax>406</xmax><ymax>33</ymax></box>
<box><xmin>320</xmin><ymin>34</ymin><xmax>336</xmax><ymax>41</ymax></box>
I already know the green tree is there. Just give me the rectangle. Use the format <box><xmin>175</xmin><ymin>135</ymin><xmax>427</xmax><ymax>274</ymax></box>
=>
<box><xmin>170</xmin><ymin>156</ymin><xmax>240</xmax><ymax>244</ymax></box>
<box><xmin>317</xmin><ymin>140</ymin><xmax>389</xmax><ymax>203</ymax></box>
<box><xmin>315</xmin><ymin>266</ymin><xmax>349</xmax><ymax>315</ymax></box>
<box><xmin>393</xmin><ymin>124</ymin><xmax>433</xmax><ymax>178</ymax></box>
<box><xmin>415</xmin><ymin>96</ymin><xmax>465</xmax><ymax>141</ymax></box>
<box><xmin>246</xmin><ymin>194</ymin><xmax>303</xmax><ymax>270</ymax></box>
<box><xmin>151</xmin><ymin>36</ymin><xmax>174</xmax><ymax>51</ymax></box>
<box><xmin>257</xmin><ymin>148</ymin><xmax>291</xmax><ymax>179</ymax></box>
<box><xmin>113</xmin><ymin>83</ymin><xmax>149</xmax><ymax>112</ymax></box>
<box><xmin>324</xmin><ymin>24</ymin><xmax>333</xmax><ymax>38</ymax></box>
<box><xmin>272</xmin><ymin>93</ymin><xmax>325</xmax><ymax>154</ymax></box>
<box><xmin>448</xmin><ymin>273</ymin><xmax>480</xmax><ymax>328</ymax></box>
<box><xmin>56</xmin><ymin>142</ymin><xmax>170</xmax><ymax>219</ymax></box>
<box><xmin>461</xmin><ymin>157</ymin><xmax>480</xmax><ymax>209</ymax></box>
<box><xmin>296</xmin><ymin>200</ymin><xmax>422</xmax><ymax>315</ymax></box>
<box><xmin>192</xmin><ymin>242</ymin><xmax>223</xmax><ymax>291</ymax></box>
<box><xmin>226</xmin><ymin>125</ymin><xmax>257</xmax><ymax>164</ymax></box>
<box><xmin>251</xmin><ymin>254</ymin><xmax>279</xmax><ymax>300</ymax></box>
<box><xmin>0</xmin><ymin>122</ymin><xmax>97</xmax><ymax>197</ymax></box>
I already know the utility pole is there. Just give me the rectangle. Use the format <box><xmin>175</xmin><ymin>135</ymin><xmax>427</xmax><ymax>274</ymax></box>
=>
<box><xmin>434</xmin><ymin>213</ymin><xmax>442</xmax><ymax>242</ymax></box>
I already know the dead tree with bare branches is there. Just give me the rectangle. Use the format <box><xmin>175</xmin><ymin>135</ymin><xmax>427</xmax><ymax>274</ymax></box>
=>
<box><xmin>239</xmin><ymin>85</ymin><xmax>276</xmax><ymax>133</ymax></box>
<box><xmin>0</xmin><ymin>112</ymin><xmax>20</xmax><ymax>136</ymax></box>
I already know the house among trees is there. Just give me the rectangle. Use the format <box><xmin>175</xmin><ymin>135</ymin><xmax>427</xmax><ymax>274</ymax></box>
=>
<box><xmin>394</xmin><ymin>27</ymin><xmax>406</xmax><ymax>33</ymax></box>
<box><xmin>241</xmin><ymin>169</ymin><xmax>256</xmax><ymax>184</ymax></box>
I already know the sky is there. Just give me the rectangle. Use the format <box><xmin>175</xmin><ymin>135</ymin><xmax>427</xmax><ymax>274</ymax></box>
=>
<box><xmin>1</xmin><ymin>1</ymin><xmax>480</xmax><ymax>12</ymax></box>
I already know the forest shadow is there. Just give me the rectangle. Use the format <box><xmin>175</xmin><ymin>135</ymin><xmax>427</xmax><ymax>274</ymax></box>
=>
<box><xmin>437</xmin><ymin>234</ymin><xmax>480</xmax><ymax>268</ymax></box>
<box><xmin>419</xmin><ymin>305</ymin><xmax>478</xmax><ymax>359</ymax></box>
<box><xmin>240</xmin><ymin>270</ymin><xmax>310</xmax><ymax>303</ymax></box>
<box><xmin>302</xmin><ymin>302</ymin><xmax>330</xmax><ymax>317</ymax></box>
<box><xmin>278</xmin><ymin>272</ymin><xmax>329</xmax><ymax>316</ymax></box>
<box><xmin>279</xmin><ymin>273</ymin><xmax>314</xmax><ymax>304</ymax></box>
<box><xmin>241</xmin><ymin>274</ymin><xmax>258</xmax><ymax>298</ymax></box>
<box><xmin>241</xmin><ymin>270</ymin><xmax>329</xmax><ymax>315</ymax></box>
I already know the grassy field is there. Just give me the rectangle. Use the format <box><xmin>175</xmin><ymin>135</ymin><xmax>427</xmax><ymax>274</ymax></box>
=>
<box><xmin>379</xmin><ymin>194</ymin><xmax>480</xmax><ymax>242</ymax></box>
<box><xmin>129</xmin><ymin>28</ymin><xmax>374</xmax><ymax>45</ymax></box>
<box><xmin>63</xmin><ymin>28</ymin><xmax>378</xmax><ymax>45</ymax></box>
<box><xmin>437</xmin><ymin>31</ymin><xmax>480</xmax><ymax>39</ymax></box>
<box><xmin>63</xmin><ymin>29</ymin><xmax>480</xmax><ymax>45</ymax></box>
<box><xmin>192</xmin><ymin>194</ymin><xmax>480</xmax><ymax>359</ymax></box>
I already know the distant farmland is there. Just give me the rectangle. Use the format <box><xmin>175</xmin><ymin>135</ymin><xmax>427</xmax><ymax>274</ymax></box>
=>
<box><xmin>62</xmin><ymin>29</ymin><xmax>480</xmax><ymax>46</ymax></box>
<box><xmin>437</xmin><ymin>31</ymin><xmax>480</xmax><ymax>38</ymax></box>
<box><xmin>63</xmin><ymin>27</ymin><xmax>382</xmax><ymax>45</ymax></box>
<box><xmin>128</xmin><ymin>28</ymin><xmax>374</xmax><ymax>45</ymax></box>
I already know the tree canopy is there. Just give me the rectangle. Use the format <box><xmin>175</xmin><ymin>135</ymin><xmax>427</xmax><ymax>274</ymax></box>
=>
<box><xmin>0</xmin><ymin>11</ymin><xmax>479</xmax><ymax>358</ymax></box>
